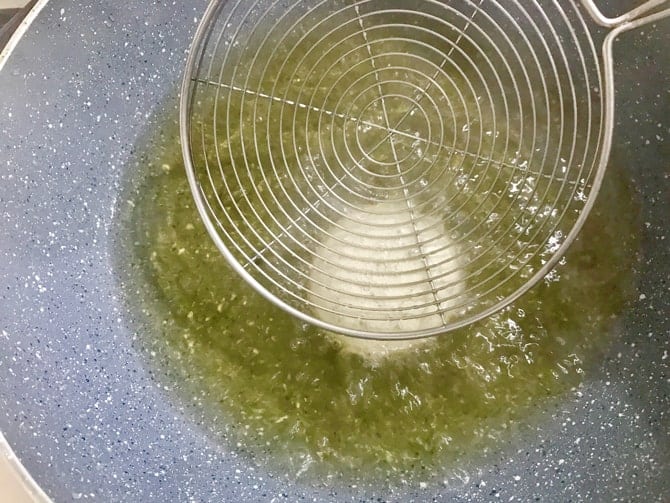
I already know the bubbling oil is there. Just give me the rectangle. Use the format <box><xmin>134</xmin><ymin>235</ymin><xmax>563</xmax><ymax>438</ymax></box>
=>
<box><xmin>120</xmin><ymin>10</ymin><xmax>638</xmax><ymax>482</ymax></box>
<box><xmin>118</xmin><ymin>115</ymin><xmax>639</xmax><ymax>482</ymax></box>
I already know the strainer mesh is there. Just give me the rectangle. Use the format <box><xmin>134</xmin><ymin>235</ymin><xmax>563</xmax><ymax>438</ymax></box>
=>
<box><xmin>181</xmin><ymin>0</ymin><xmax>605</xmax><ymax>338</ymax></box>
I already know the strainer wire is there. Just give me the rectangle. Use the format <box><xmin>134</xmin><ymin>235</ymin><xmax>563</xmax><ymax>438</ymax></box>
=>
<box><xmin>180</xmin><ymin>0</ymin><xmax>656</xmax><ymax>338</ymax></box>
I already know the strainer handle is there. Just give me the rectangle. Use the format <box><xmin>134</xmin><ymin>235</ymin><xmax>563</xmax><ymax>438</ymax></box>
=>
<box><xmin>582</xmin><ymin>0</ymin><xmax>670</xmax><ymax>29</ymax></box>
<box><xmin>585</xmin><ymin>0</ymin><xmax>668</xmax><ymax>261</ymax></box>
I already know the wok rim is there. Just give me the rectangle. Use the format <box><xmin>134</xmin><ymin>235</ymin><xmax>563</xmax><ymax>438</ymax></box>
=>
<box><xmin>0</xmin><ymin>434</ymin><xmax>51</xmax><ymax>503</ymax></box>
<box><xmin>0</xmin><ymin>0</ymin><xmax>54</xmax><ymax>501</ymax></box>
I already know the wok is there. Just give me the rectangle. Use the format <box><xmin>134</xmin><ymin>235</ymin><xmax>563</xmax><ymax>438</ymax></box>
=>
<box><xmin>0</xmin><ymin>0</ymin><xmax>668</xmax><ymax>501</ymax></box>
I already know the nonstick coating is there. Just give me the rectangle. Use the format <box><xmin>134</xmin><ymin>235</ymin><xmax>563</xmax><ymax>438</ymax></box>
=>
<box><xmin>0</xmin><ymin>1</ymin><xmax>668</xmax><ymax>501</ymax></box>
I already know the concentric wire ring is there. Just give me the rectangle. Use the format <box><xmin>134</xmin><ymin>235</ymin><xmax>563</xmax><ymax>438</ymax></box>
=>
<box><xmin>181</xmin><ymin>0</ymin><xmax>605</xmax><ymax>339</ymax></box>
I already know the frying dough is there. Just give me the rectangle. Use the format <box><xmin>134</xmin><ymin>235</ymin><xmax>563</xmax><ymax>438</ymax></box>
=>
<box><xmin>308</xmin><ymin>201</ymin><xmax>465</xmax><ymax>361</ymax></box>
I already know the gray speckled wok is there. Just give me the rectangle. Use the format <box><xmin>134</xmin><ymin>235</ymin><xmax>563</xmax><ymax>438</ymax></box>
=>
<box><xmin>0</xmin><ymin>1</ymin><xmax>668</xmax><ymax>501</ymax></box>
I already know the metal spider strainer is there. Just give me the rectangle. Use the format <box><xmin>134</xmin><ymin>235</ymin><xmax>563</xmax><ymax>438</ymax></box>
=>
<box><xmin>180</xmin><ymin>0</ymin><xmax>670</xmax><ymax>339</ymax></box>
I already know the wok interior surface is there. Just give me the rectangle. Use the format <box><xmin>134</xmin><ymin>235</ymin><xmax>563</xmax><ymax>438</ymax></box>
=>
<box><xmin>0</xmin><ymin>1</ymin><xmax>668</xmax><ymax>501</ymax></box>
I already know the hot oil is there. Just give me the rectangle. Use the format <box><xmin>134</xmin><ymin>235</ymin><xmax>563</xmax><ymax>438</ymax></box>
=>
<box><xmin>119</xmin><ymin>19</ymin><xmax>639</xmax><ymax>482</ymax></box>
<box><xmin>118</xmin><ymin>116</ymin><xmax>639</xmax><ymax>482</ymax></box>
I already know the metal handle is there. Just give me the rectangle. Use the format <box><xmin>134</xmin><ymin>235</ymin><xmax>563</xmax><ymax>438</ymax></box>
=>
<box><xmin>581</xmin><ymin>0</ymin><xmax>669</xmax><ymax>287</ymax></box>
<box><xmin>582</xmin><ymin>0</ymin><xmax>670</xmax><ymax>29</ymax></box>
